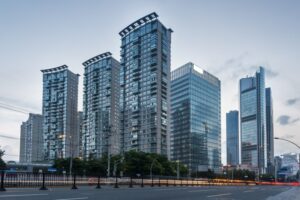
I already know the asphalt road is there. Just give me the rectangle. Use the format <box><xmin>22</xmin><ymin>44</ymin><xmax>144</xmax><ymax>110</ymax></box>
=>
<box><xmin>0</xmin><ymin>185</ymin><xmax>293</xmax><ymax>200</ymax></box>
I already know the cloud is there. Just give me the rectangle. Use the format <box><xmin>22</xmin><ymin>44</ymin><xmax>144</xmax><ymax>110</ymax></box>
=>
<box><xmin>286</xmin><ymin>98</ymin><xmax>300</xmax><ymax>106</ymax></box>
<box><xmin>276</xmin><ymin>115</ymin><xmax>300</xmax><ymax>126</ymax></box>
<box><xmin>285</xmin><ymin>134</ymin><xmax>295</xmax><ymax>139</ymax></box>
<box><xmin>213</xmin><ymin>53</ymin><xmax>279</xmax><ymax>82</ymax></box>
<box><xmin>265</xmin><ymin>68</ymin><xmax>279</xmax><ymax>78</ymax></box>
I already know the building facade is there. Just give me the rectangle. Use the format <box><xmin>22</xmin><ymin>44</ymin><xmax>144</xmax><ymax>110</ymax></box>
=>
<box><xmin>226</xmin><ymin>110</ymin><xmax>239</xmax><ymax>166</ymax></box>
<box><xmin>266</xmin><ymin>87</ymin><xmax>274</xmax><ymax>174</ymax></box>
<box><xmin>19</xmin><ymin>113</ymin><xmax>43</xmax><ymax>163</ymax></box>
<box><xmin>171</xmin><ymin>63</ymin><xmax>221</xmax><ymax>173</ymax></box>
<box><xmin>119</xmin><ymin>12</ymin><xmax>172</xmax><ymax>156</ymax></box>
<box><xmin>41</xmin><ymin>65</ymin><xmax>79</xmax><ymax>161</ymax></box>
<box><xmin>82</xmin><ymin>52</ymin><xmax>121</xmax><ymax>159</ymax></box>
<box><xmin>239</xmin><ymin>66</ymin><xmax>267</xmax><ymax>174</ymax></box>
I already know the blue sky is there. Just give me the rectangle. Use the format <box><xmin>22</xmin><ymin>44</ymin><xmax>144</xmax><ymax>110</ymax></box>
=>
<box><xmin>0</xmin><ymin>0</ymin><xmax>300</xmax><ymax>163</ymax></box>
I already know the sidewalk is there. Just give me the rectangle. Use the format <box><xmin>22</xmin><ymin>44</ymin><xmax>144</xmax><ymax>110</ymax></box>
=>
<box><xmin>267</xmin><ymin>187</ymin><xmax>300</xmax><ymax>200</ymax></box>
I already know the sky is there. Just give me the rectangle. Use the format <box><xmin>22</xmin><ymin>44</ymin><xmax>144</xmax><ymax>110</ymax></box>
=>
<box><xmin>0</xmin><ymin>0</ymin><xmax>300</xmax><ymax>164</ymax></box>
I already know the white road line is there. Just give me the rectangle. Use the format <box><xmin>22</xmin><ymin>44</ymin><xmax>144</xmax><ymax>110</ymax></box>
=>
<box><xmin>207</xmin><ymin>193</ymin><xmax>232</xmax><ymax>198</ymax></box>
<box><xmin>189</xmin><ymin>189</ymin><xmax>216</xmax><ymax>193</ymax></box>
<box><xmin>55</xmin><ymin>197</ymin><xmax>88</xmax><ymax>200</ymax></box>
<box><xmin>154</xmin><ymin>188</ymin><xmax>177</xmax><ymax>191</ymax></box>
<box><xmin>243</xmin><ymin>190</ymin><xmax>253</xmax><ymax>193</ymax></box>
<box><xmin>0</xmin><ymin>194</ymin><xmax>48</xmax><ymax>198</ymax></box>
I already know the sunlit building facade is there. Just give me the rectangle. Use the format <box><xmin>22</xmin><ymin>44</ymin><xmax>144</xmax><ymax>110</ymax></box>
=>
<box><xmin>240</xmin><ymin>67</ymin><xmax>267</xmax><ymax>174</ymax></box>
<box><xmin>171</xmin><ymin>62</ymin><xmax>221</xmax><ymax>173</ymax></box>
<box><xmin>41</xmin><ymin>65</ymin><xmax>79</xmax><ymax>161</ymax></box>
<box><xmin>82</xmin><ymin>52</ymin><xmax>121</xmax><ymax>159</ymax></box>
<box><xmin>19</xmin><ymin>113</ymin><xmax>43</xmax><ymax>163</ymax></box>
<box><xmin>119</xmin><ymin>12</ymin><xmax>172</xmax><ymax>156</ymax></box>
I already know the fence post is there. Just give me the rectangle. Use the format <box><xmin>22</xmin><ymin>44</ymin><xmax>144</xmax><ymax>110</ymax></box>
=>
<box><xmin>174</xmin><ymin>178</ymin><xmax>176</xmax><ymax>187</ymax></box>
<box><xmin>114</xmin><ymin>175</ymin><xmax>119</xmax><ymax>188</ymax></box>
<box><xmin>39</xmin><ymin>172</ymin><xmax>48</xmax><ymax>190</ymax></box>
<box><xmin>141</xmin><ymin>175</ymin><xmax>144</xmax><ymax>187</ymax></box>
<box><xmin>129</xmin><ymin>176</ymin><xmax>133</xmax><ymax>188</ymax></box>
<box><xmin>158</xmin><ymin>177</ymin><xmax>161</xmax><ymax>187</ymax></box>
<box><xmin>151</xmin><ymin>176</ymin><xmax>154</xmax><ymax>187</ymax></box>
<box><xmin>0</xmin><ymin>171</ymin><xmax>5</xmax><ymax>191</ymax></box>
<box><xmin>71</xmin><ymin>174</ymin><xmax>78</xmax><ymax>189</ymax></box>
<box><xmin>96</xmin><ymin>175</ymin><xmax>101</xmax><ymax>189</ymax></box>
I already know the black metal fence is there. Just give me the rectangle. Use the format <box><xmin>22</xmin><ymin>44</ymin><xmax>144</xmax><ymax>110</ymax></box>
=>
<box><xmin>0</xmin><ymin>170</ymin><xmax>254</xmax><ymax>191</ymax></box>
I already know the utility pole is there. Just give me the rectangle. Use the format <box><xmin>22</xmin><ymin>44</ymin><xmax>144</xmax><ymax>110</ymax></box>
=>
<box><xmin>107</xmin><ymin>125</ymin><xmax>114</xmax><ymax>177</ymax></box>
<box><xmin>69</xmin><ymin>135</ymin><xmax>73</xmax><ymax>175</ymax></box>
<box><xmin>177</xmin><ymin>160</ymin><xmax>180</xmax><ymax>179</ymax></box>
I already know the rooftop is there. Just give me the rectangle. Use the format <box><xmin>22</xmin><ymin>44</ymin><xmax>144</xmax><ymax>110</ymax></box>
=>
<box><xmin>82</xmin><ymin>52</ymin><xmax>112</xmax><ymax>67</ymax></box>
<box><xmin>119</xmin><ymin>12</ymin><xmax>159</xmax><ymax>37</ymax></box>
<box><xmin>41</xmin><ymin>65</ymin><xmax>68</xmax><ymax>73</ymax></box>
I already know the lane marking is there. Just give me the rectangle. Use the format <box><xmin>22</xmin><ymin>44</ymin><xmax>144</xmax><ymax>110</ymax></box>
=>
<box><xmin>154</xmin><ymin>188</ymin><xmax>178</xmax><ymax>191</ymax></box>
<box><xmin>0</xmin><ymin>194</ymin><xmax>48</xmax><ymax>198</ymax></box>
<box><xmin>243</xmin><ymin>190</ymin><xmax>253</xmax><ymax>193</ymax></box>
<box><xmin>55</xmin><ymin>198</ymin><xmax>88</xmax><ymax>200</ymax></box>
<box><xmin>207</xmin><ymin>193</ymin><xmax>231</xmax><ymax>198</ymax></box>
<box><xmin>189</xmin><ymin>189</ymin><xmax>216</xmax><ymax>193</ymax></box>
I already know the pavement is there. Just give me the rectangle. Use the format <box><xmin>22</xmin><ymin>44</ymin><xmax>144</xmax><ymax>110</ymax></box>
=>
<box><xmin>0</xmin><ymin>185</ymin><xmax>296</xmax><ymax>200</ymax></box>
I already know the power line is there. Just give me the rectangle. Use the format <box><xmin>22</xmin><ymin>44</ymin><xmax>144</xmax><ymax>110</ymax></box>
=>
<box><xmin>0</xmin><ymin>101</ymin><xmax>38</xmax><ymax>114</ymax></box>
<box><xmin>0</xmin><ymin>102</ymin><xmax>29</xmax><ymax>114</ymax></box>
<box><xmin>0</xmin><ymin>134</ymin><xmax>20</xmax><ymax>140</ymax></box>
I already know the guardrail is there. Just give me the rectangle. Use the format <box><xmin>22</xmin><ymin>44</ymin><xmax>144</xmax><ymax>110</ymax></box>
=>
<box><xmin>0</xmin><ymin>171</ymin><xmax>297</xmax><ymax>191</ymax></box>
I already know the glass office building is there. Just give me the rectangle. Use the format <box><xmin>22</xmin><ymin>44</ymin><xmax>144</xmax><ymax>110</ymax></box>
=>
<box><xmin>82</xmin><ymin>52</ymin><xmax>121</xmax><ymax>159</ymax></box>
<box><xmin>240</xmin><ymin>66</ymin><xmax>267</xmax><ymax>174</ymax></box>
<box><xmin>266</xmin><ymin>87</ymin><xmax>274</xmax><ymax>174</ymax></box>
<box><xmin>119</xmin><ymin>12</ymin><xmax>172</xmax><ymax>156</ymax></box>
<box><xmin>41</xmin><ymin>65</ymin><xmax>79</xmax><ymax>161</ymax></box>
<box><xmin>171</xmin><ymin>63</ymin><xmax>221</xmax><ymax>173</ymax></box>
<box><xmin>226</xmin><ymin>110</ymin><xmax>239</xmax><ymax>166</ymax></box>
<box><xmin>19</xmin><ymin>113</ymin><xmax>43</xmax><ymax>163</ymax></box>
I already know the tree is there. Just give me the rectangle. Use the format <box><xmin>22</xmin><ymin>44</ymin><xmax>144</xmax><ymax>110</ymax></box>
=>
<box><xmin>0</xmin><ymin>147</ymin><xmax>6</xmax><ymax>170</ymax></box>
<box><xmin>52</xmin><ymin>151</ymin><xmax>189</xmax><ymax>178</ymax></box>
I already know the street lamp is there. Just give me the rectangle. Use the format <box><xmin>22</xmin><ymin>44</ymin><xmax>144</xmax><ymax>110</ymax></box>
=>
<box><xmin>176</xmin><ymin>160</ymin><xmax>180</xmax><ymax>179</ymax></box>
<box><xmin>274</xmin><ymin>137</ymin><xmax>300</xmax><ymax>149</ymax></box>
<box><xmin>275</xmin><ymin>137</ymin><xmax>300</xmax><ymax>182</ymax></box>
<box><xmin>150</xmin><ymin>158</ymin><xmax>158</xmax><ymax>179</ymax></box>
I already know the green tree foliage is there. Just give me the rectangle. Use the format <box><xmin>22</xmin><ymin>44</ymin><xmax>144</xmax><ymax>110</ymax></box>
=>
<box><xmin>52</xmin><ymin>151</ymin><xmax>188</xmax><ymax>177</ymax></box>
<box><xmin>0</xmin><ymin>147</ymin><xmax>6</xmax><ymax>170</ymax></box>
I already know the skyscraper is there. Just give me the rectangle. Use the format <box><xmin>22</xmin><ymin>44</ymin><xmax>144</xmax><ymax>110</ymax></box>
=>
<box><xmin>226</xmin><ymin>110</ymin><xmax>239</xmax><ymax>166</ymax></box>
<box><xmin>266</xmin><ymin>87</ymin><xmax>274</xmax><ymax>174</ymax></box>
<box><xmin>239</xmin><ymin>66</ymin><xmax>267</xmax><ymax>174</ymax></box>
<box><xmin>119</xmin><ymin>12</ymin><xmax>172</xmax><ymax>156</ymax></box>
<box><xmin>82</xmin><ymin>52</ymin><xmax>121</xmax><ymax>159</ymax></box>
<box><xmin>19</xmin><ymin>113</ymin><xmax>43</xmax><ymax>163</ymax></box>
<box><xmin>171</xmin><ymin>62</ymin><xmax>221</xmax><ymax>173</ymax></box>
<box><xmin>41</xmin><ymin>65</ymin><xmax>79</xmax><ymax>161</ymax></box>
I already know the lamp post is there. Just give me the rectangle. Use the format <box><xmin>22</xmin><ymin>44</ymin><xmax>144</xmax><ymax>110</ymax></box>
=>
<box><xmin>69</xmin><ymin>135</ymin><xmax>73</xmax><ymax>176</ymax></box>
<box><xmin>274</xmin><ymin>137</ymin><xmax>300</xmax><ymax>149</ymax></box>
<box><xmin>275</xmin><ymin>137</ymin><xmax>300</xmax><ymax>182</ymax></box>
<box><xmin>113</xmin><ymin>156</ymin><xmax>124</xmax><ymax>188</ymax></box>
<box><xmin>176</xmin><ymin>160</ymin><xmax>180</xmax><ymax>179</ymax></box>
<box><xmin>150</xmin><ymin>158</ymin><xmax>158</xmax><ymax>179</ymax></box>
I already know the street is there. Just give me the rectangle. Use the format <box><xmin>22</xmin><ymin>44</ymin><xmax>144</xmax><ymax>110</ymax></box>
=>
<box><xmin>0</xmin><ymin>185</ymin><xmax>295</xmax><ymax>200</ymax></box>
